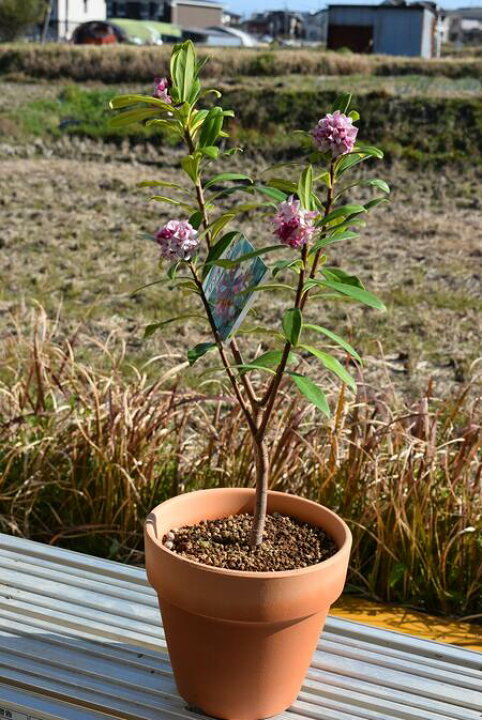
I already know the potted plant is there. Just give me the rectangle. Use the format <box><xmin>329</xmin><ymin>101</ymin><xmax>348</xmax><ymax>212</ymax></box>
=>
<box><xmin>110</xmin><ymin>41</ymin><xmax>388</xmax><ymax>720</ymax></box>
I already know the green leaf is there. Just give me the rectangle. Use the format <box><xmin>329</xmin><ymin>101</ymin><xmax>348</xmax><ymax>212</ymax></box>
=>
<box><xmin>138</xmin><ymin>180</ymin><xmax>184</xmax><ymax>190</ymax></box>
<box><xmin>149</xmin><ymin>195</ymin><xmax>193</xmax><ymax>211</ymax></box>
<box><xmin>166</xmin><ymin>262</ymin><xmax>180</xmax><ymax>279</ymax></box>
<box><xmin>205</xmin><ymin>173</ymin><xmax>252</xmax><ymax>189</ymax></box>
<box><xmin>304</xmin><ymin>324</ymin><xmax>362</xmax><ymax>363</ymax></box>
<box><xmin>200</xmin><ymin>145</ymin><xmax>220</xmax><ymax>159</ymax></box>
<box><xmin>211</xmin><ymin>245</ymin><xmax>284</xmax><ymax>269</ymax></box>
<box><xmin>250</xmin><ymin>349</ymin><xmax>297</xmax><ymax>369</ymax></box>
<box><xmin>189</xmin><ymin>210</ymin><xmax>203</xmax><ymax>230</ymax></box>
<box><xmin>253</xmin><ymin>185</ymin><xmax>287</xmax><ymax>202</ymax></box>
<box><xmin>203</xmin><ymin>231</ymin><xmax>240</xmax><ymax>276</ymax></box>
<box><xmin>170</xmin><ymin>40</ymin><xmax>197</xmax><ymax>103</ymax></box>
<box><xmin>109</xmin><ymin>108</ymin><xmax>160</xmax><ymax>128</ymax></box>
<box><xmin>208</xmin><ymin>213</ymin><xmax>236</xmax><ymax>241</ymax></box>
<box><xmin>355</xmin><ymin>143</ymin><xmax>384</xmax><ymax>159</ymax></box>
<box><xmin>321</xmin><ymin>279</ymin><xmax>386</xmax><ymax>310</ymax></box>
<box><xmin>348</xmin><ymin>110</ymin><xmax>360</xmax><ymax>122</ymax></box>
<box><xmin>332</xmin><ymin>92</ymin><xmax>352</xmax><ymax>114</ymax></box>
<box><xmin>320</xmin><ymin>204</ymin><xmax>366</xmax><ymax>226</ymax></box>
<box><xmin>322</xmin><ymin>268</ymin><xmax>364</xmax><ymax>288</ymax></box>
<box><xmin>199</xmin><ymin>106</ymin><xmax>224</xmax><ymax>148</ymax></box>
<box><xmin>287</xmin><ymin>372</ymin><xmax>330</xmax><ymax>417</ymax></box>
<box><xmin>237</xmin><ymin>283</ymin><xmax>293</xmax><ymax>296</ymax></box>
<box><xmin>235</xmin><ymin>363</ymin><xmax>276</xmax><ymax>375</ymax></box>
<box><xmin>271</xmin><ymin>259</ymin><xmax>303</xmax><ymax>277</ymax></box>
<box><xmin>315</xmin><ymin>170</ymin><xmax>331</xmax><ymax>187</ymax></box>
<box><xmin>144</xmin><ymin>315</ymin><xmax>206</xmax><ymax>338</ymax></box>
<box><xmin>181</xmin><ymin>154</ymin><xmax>200</xmax><ymax>183</ymax></box>
<box><xmin>109</xmin><ymin>94</ymin><xmax>174</xmax><ymax>112</ymax></box>
<box><xmin>336</xmin><ymin>153</ymin><xmax>368</xmax><ymax>176</ymax></box>
<box><xmin>190</xmin><ymin>108</ymin><xmax>209</xmax><ymax>133</ymax></box>
<box><xmin>187</xmin><ymin>342</ymin><xmax>217</xmax><ymax>366</ymax></box>
<box><xmin>268</xmin><ymin>178</ymin><xmax>299</xmax><ymax>195</ymax></box>
<box><xmin>363</xmin><ymin>178</ymin><xmax>390</xmax><ymax>194</ymax></box>
<box><xmin>301</xmin><ymin>345</ymin><xmax>356</xmax><ymax>391</ymax></box>
<box><xmin>364</xmin><ymin>197</ymin><xmax>390</xmax><ymax>210</ymax></box>
<box><xmin>282</xmin><ymin>308</ymin><xmax>302</xmax><ymax>346</ymax></box>
<box><xmin>201</xmin><ymin>88</ymin><xmax>222</xmax><ymax>99</ymax></box>
<box><xmin>298</xmin><ymin>165</ymin><xmax>314</xmax><ymax>211</ymax></box>
<box><xmin>309</xmin><ymin>230</ymin><xmax>358</xmax><ymax>255</ymax></box>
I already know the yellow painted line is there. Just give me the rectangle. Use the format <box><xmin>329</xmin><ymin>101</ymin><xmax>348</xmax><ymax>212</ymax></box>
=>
<box><xmin>331</xmin><ymin>596</ymin><xmax>482</xmax><ymax>652</ymax></box>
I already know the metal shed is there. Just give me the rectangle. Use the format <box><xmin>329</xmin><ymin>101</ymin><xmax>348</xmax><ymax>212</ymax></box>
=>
<box><xmin>327</xmin><ymin>2</ymin><xmax>438</xmax><ymax>57</ymax></box>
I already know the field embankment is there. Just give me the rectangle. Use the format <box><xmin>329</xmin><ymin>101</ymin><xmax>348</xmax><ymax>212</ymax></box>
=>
<box><xmin>1</xmin><ymin>80</ymin><xmax>481</xmax><ymax>165</ymax></box>
<box><xmin>1</xmin><ymin>44</ymin><xmax>482</xmax><ymax>82</ymax></box>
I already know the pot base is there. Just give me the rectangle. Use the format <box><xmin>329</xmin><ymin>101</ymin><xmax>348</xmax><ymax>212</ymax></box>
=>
<box><xmin>160</xmin><ymin>597</ymin><xmax>327</xmax><ymax>720</ymax></box>
<box><xmin>145</xmin><ymin>489</ymin><xmax>352</xmax><ymax>720</ymax></box>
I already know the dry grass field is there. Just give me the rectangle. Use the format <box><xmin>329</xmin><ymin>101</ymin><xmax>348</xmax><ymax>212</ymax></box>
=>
<box><xmin>1</xmin><ymin>148</ymin><xmax>480</xmax><ymax>397</ymax></box>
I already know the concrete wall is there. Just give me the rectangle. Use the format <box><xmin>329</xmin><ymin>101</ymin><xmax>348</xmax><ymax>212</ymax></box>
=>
<box><xmin>52</xmin><ymin>0</ymin><xmax>107</xmax><ymax>39</ymax></box>
<box><xmin>171</xmin><ymin>1</ymin><xmax>222</xmax><ymax>28</ymax></box>
<box><xmin>374</xmin><ymin>8</ymin><xmax>424</xmax><ymax>56</ymax></box>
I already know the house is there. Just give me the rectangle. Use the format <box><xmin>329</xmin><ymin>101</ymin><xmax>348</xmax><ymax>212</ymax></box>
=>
<box><xmin>327</xmin><ymin>0</ymin><xmax>439</xmax><ymax>57</ymax></box>
<box><xmin>222</xmin><ymin>10</ymin><xmax>242</xmax><ymax>27</ymax></box>
<box><xmin>301</xmin><ymin>10</ymin><xmax>328</xmax><ymax>43</ymax></box>
<box><xmin>44</xmin><ymin>0</ymin><xmax>107</xmax><ymax>41</ymax></box>
<box><xmin>245</xmin><ymin>11</ymin><xmax>304</xmax><ymax>41</ymax></box>
<box><xmin>447</xmin><ymin>7</ymin><xmax>482</xmax><ymax>44</ymax></box>
<box><xmin>106</xmin><ymin>0</ymin><xmax>224</xmax><ymax>28</ymax></box>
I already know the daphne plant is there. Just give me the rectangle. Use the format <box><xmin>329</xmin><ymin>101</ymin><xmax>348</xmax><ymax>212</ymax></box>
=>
<box><xmin>109</xmin><ymin>41</ymin><xmax>389</xmax><ymax>548</ymax></box>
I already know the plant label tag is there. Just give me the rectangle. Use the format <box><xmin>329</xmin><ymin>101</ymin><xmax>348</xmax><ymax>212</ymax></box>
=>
<box><xmin>203</xmin><ymin>235</ymin><xmax>268</xmax><ymax>341</ymax></box>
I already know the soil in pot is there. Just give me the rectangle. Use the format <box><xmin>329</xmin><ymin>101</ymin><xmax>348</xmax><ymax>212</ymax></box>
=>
<box><xmin>162</xmin><ymin>511</ymin><xmax>338</xmax><ymax>572</ymax></box>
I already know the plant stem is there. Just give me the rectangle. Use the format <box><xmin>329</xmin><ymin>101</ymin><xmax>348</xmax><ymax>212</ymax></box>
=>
<box><xmin>249</xmin><ymin>435</ymin><xmax>269</xmax><ymax>546</ymax></box>
<box><xmin>304</xmin><ymin>160</ymin><xmax>336</xmax><ymax>292</ymax></box>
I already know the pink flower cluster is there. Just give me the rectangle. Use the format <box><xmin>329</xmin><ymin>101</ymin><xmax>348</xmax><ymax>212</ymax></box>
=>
<box><xmin>153</xmin><ymin>77</ymin><xmax>172</xmax><ymax>104</ymax></box>
<box><xmin>272</xmin><ymin>197</ymin><xmax>317</xmax><ymax>249</ymax></box>
<box><xmin>155</xmin><ymin>220</ymin><xmax>199</xmax><ymax>261</ymax></box>
<box><xmin>312</xmin><ymin>110</ymin><xmax>358</xmax><ymax>157</ymax></box>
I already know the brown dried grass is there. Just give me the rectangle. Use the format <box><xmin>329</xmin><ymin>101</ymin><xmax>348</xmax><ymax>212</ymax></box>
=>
<box><xmin>0</xmin><ymin>44</ymin><xmax>481</xmax><ymax>82</ymax></box>
<box><xmin>1</xmin><ymin>307</ymin><xmax>480</xmax><ymax>618</ymax></box>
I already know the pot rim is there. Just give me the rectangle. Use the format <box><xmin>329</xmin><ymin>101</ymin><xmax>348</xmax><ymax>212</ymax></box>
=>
<box><xmin>145</xmin><ymin>488</ymin><xmax>352</xmax><ymax>580</ymax></box>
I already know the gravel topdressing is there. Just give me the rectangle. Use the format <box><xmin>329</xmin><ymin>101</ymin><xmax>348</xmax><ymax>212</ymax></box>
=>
<box><xmin>162</xmin><ymin>512</ymin><xmax>338</xmax><ymax>572</ymax></box>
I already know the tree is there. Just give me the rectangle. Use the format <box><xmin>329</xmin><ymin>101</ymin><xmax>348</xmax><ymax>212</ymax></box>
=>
<box><xmin>0</xmin><ymin>0</ymin><xmax>46</xmax><ymax>42</ymax></box>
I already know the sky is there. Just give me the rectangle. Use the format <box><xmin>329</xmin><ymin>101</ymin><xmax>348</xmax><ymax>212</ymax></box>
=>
<box><xmin>228</xmin><ymin>0</ymin><xmax>478</xmax><ymax>16</ymax></box>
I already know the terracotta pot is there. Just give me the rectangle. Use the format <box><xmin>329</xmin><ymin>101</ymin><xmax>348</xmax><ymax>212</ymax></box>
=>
<box><xmin>145</xmin><ymin>488</ymin><xmax>352</xmax><ymax>720</ymax></box>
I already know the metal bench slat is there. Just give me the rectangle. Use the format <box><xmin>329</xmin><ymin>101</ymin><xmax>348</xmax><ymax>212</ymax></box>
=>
<box><xmin>0</xmin><ymin>533</ymin><xmax>480</xmax><ymax>720</ymax></box>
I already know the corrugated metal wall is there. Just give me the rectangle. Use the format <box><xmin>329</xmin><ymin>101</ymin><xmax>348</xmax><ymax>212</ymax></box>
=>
<box><xmin>374</xmin><ymin>8</ymin><xmax>423</xmax><ymax>56</ymax></box>
<box><xmin>328</xmin><ymin>6</ymin><xmax>375</xmax><ymax>27</ymax></box>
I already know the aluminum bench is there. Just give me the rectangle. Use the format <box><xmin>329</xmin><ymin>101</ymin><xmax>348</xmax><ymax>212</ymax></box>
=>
<box><xmin>0</xmin><ymin>533</ymin><xmax>480</xmax><ymax>720</ymax></box>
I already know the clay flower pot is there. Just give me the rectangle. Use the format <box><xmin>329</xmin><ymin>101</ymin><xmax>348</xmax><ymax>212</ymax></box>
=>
<box><xmin>145</xmin><ymin>488</ymin><xmax>352</xmax><ymax>720</ymax></box>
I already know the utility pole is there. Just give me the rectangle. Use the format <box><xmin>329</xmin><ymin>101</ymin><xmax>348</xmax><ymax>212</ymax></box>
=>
<box><xmin>41</xmin><ymin>0</ymin><xmax>54</xmax><ymax>43</ymax></box>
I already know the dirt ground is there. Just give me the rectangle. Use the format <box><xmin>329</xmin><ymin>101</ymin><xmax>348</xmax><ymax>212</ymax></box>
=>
<box><xmin>0</xmin><ymin>142</ymin><xmax>481</xmax><ymax>399</ymax></box>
